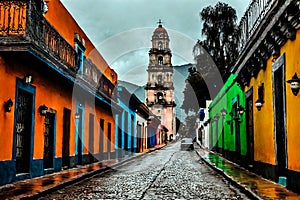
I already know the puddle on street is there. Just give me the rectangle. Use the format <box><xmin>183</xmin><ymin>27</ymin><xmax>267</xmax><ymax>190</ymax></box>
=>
<box><xmin>205</xmin><ymin>153</ymin><xmax>300</xmax><ymax>199</ymax></box>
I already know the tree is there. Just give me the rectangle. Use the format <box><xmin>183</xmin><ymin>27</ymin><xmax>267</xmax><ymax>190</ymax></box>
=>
<box><xmin>197</xmin><ymin>2</ymin><xmax>239</xmax><ymax>81</ymax></box>
<box><xmin>181</xmin><ymin>67</ymin><xmax>209</xmax><ymax>113</ymax></box>
<box><xmin>181</xmin><ymin>2</ymin><xmax>239</xmax><ymax>114</ymax></box>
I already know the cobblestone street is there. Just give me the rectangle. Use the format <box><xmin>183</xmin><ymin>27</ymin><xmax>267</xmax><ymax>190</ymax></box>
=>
<box><xmin>39</xmin><ymin>143</ymin><xmax>249</xmax><ymax>199</ymax></box>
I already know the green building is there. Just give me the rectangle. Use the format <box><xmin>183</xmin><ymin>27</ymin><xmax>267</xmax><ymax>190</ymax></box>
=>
<box><xmin>208</xmin><ymin>74</ymin><xmax>248</xmax><ymax>165</ymax></box>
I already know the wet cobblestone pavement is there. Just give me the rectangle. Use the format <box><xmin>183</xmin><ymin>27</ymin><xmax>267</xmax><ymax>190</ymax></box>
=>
<box><xmin>39</xmin><ymin>142</ymin><xmax>249</xmax><ymax>199</ymax></box>
<box><xmin>199</xmin><ymin>150</ymin><xmax>300</xmax><ymax>200</ymax></box>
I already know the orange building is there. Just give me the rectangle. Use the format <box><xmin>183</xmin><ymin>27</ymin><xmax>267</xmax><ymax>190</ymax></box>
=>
<box><xmin>0</xmin><ymin>0</ymin><xmax>120</xmax><ymax>185</ymax></box>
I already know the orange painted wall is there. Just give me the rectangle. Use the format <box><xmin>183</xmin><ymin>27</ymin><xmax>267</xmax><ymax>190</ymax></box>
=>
<box><xmin>44</xmin><ymin>0</ymin><xmax>117</xmax><ymax>84</ymax></box>
<box><xmin>33</xmin><ymin>74</ymin><xmax>75</xmax><ymax>159</ymax></box>
<box><xmin>0</xmin><ymin>54</ymin><xmax>116</xmax><ymax>161</ymax></box>
<box><xmin>0</xmin><ymin>1</ymin><xmax>118</xmax><ymax>168</ymax></box>
<box><xmin>0</xmin><ymin>56</ymin><xmax>17</xmax><ymax>161</ymax></box>
<box><xmin>284</xmin><ymin>30</ymin><xmax>300</xmax><ymax>172</ymax></box>
<box><xmin>0</xmin><ymin>55</ymin><xmax>76</xmax><ymax>160</ymax></box>
<box><xmin>245</xmin><ymin>59</ymin><xmax>276</xmax><ymax>165</ymax></box>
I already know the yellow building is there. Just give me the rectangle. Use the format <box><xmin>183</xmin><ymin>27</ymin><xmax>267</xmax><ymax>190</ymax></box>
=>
<box><xmin>231</xmin><ymin>0</ymin><xmax>300</xmax><ymax>193</ymax></box>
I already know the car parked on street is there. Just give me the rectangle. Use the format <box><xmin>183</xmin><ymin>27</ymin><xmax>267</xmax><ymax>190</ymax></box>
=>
<box><xmin>180</xmin><ymin>138</ymin><xmax>194</xmax><ymax>150</ymax></box>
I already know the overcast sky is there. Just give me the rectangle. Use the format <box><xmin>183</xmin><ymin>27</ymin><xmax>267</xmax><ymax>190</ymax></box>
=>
<box><xmin>61</xmin><ymin>0</ymin><xmax>251</xmax><ymax>85</ymax></box>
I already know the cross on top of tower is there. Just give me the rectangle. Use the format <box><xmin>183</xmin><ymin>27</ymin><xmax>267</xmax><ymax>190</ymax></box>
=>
<box><xmin>157</xmin><ymin>19</ymin><xmax>163</xmax><ymax>27</ymax></box>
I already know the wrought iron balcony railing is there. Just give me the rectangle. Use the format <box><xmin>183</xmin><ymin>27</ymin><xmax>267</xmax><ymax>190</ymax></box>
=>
<box><xmin>0</xmin><ymin>0</ymin><xmax>117</xmax><ymax>99</ymax></box>
<box><xmin>0</xmin><ymin>0</ymin><xmax>75</xmax><ymax>70</ymax></box>
<box><xmin>238</xmin><ymin>0</ymin><xmax>277</xmax><ymax>52</ymax></box>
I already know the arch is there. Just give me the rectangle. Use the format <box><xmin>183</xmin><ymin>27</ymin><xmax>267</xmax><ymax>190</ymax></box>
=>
<box><xmin>158</xmin><ymin>41</ymin><xmax>163</xmax><ymax>50</ymax></box>
<box><xmin>157</xmin><ymin>92</ymin><xmax>164</xmax><ymax>104</ymax></box>
<box><xmin>158</xmin><ymin>56</ymin><xmax>163</xmax><ymax>65</ymax></box>
<box><xmin>157</xmin><ymin>75</ymin><xmax>162</xmax><ymax>83</ymax></box>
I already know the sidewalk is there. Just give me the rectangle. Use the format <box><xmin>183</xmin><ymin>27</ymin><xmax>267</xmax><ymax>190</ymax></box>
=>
<box><xmin>0</xmin><ymin>144</ymin><xmax>166</xmax><ymax>200</ymax></box>
<box><xmin>195</xmin><ymin>146</ymin><xmax>300</xmax><ymax>200</ymax></box>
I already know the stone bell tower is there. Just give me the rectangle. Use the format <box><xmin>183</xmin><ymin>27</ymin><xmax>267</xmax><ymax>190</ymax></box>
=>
<box><xmin>145</xmin><ymin>20</ymin><xmax>176</xmax><ymax>140</ymax></box>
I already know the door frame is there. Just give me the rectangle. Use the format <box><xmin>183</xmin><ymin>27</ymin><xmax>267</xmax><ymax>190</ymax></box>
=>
<box><xmin>272</xmin><ymin>53</ymin><xmax>287</xmax><ymax>177</ymax></box>
<box><xmin>88</xmin><ymin>113</ymin><xmax>95</xmax><ymax>163</ymax></box>
<box><xmin>13</xmin><ymin>78</ymin><xmax>35</xmax><ymax>176</ymax></box>
<box><xmin>62</xmin><ymin>108</ymin><xmax>71</xmax><ymax>168</ymax></box>
<box><xmin>75</xmin><ymin>102</ymin><xmax>84</xmax><ymax>165</ymax></box>
<box><xmin>43</xmin><ymin>112</ymin><xmax>56</xmax><ymax>171</ymax></box>
<box><xmin>246</xmin><ymin>88</ymin><xmax>254</xmax><ymax>166</ymax></box>
<box><xmin>232</xmin><ymin>96</ymin><xmax>241</xmax><ymax>155</ymax></box>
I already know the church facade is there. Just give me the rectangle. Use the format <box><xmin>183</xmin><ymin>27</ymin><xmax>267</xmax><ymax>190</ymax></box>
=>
<box><xmin>145</xmin><ymin>21</ymin><xmax>176</xmax><ymax>141</ymax></box>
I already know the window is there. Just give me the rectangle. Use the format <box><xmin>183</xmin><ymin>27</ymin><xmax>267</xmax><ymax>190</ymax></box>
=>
<box><xmin>158</xmin><ymin>42</ymin><xmax>163</xmax><ymax>50</ymax></box>
<box><xmin>158</xmin><ymin>56</ymin><xmax>163</xmax><ymax>65</ymax></box>
<box><xmin>157</xmin><ymin>75</ymin><xmax>162</xmax><ymax>83</ymax></box>
<box><xmin>157</xmin><ymin>92</ymin><xmax>164</xmax><ymax>104</ymax></box>
<box><xmin>258</xmin><ymin>83</ymin><xmax>264</xmax><ymax>103</ymax></box>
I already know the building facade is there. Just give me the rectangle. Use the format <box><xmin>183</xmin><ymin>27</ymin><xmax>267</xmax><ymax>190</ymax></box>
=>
<box><xmin>196</xmin><ymin>100</ymin><xmax>211</xmax><ymax>148</ymax></box>
<box><xmin>0</xmin><ymin>0</ymin><xmax>159</xmax><ymax>186</ymax></box>
<box><xmin>208</xmin><ymin>0</ymin><xmax>300</xmax><ymax>193</ymax></box>
<box><xmin>208</xmin><ymin>75</ymin><xmax>248</xmax><ymax>165</ymax></box>
<box><xmin>145</xmin><ymin>20</ymin><xmax>176</xmax><ymax>141</ymax></box>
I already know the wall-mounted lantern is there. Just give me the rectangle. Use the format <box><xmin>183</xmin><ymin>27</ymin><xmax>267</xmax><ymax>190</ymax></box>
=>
<box><xmin>226</xmin><ymin>112</ymin><xmax>233</xmax><ymax>124</ymax></box>
<box><xmin>238</xmin><ymin>106</ymin><xmax>245</xmax><ymax>115</ymax></box>
<box><xmin>287</xmin><ymin>73</ymin><xmax>300</xmax><ymax>96</ymax></box>
<box><xmin>39</xmin><ymin>104</ymin><xmax>48</xmax><ymax>116</ymax></box>
<box><xmin>214</xmin><ymin>114</ymin><xmax>220</xmax><ymax>121</ymax></box>
<box><xmin>255</xmin><ymin>99</ymin><xmax>263</xmax><ymax>111</ymax></box>
<box><xmin>255</xmin><ymin>83</ymin><xmax>265</xmax><ymax>111</ymax></box>
<box><xmin>24</xmin><ymin>74</ymin><xmax>33</xmax><ymax>84</ymax></box>
<box><xmin>4</xmin><ymin>98</ymin><xmax>13</xmax><ymax>112</ymax></box>
<box><xmin>220</xmin><ymin>108</ymin><xmax>227</xmax><ymax>117</ymax></box>
<box><xmin>75</xmin><ymin>112</ymin><xmax>81</xmax><ymax>119</ymax></box>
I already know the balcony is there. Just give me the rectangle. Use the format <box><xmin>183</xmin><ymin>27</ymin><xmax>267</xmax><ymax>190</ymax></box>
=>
<box><xmin>238</xmin><ymin>0</ymin><xmax>278</xmax><ymax>52</ymax></box>
<box><xmin>0</xmin><ymin>0</ymin><xmax>76</xmax><ymax>71</ymax></box>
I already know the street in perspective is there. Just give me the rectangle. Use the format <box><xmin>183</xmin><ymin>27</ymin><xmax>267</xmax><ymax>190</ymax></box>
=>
<box><xmin>38</xmin><ymin>143</ymin><xmax>249</xmax><ymax>200</ymax></box>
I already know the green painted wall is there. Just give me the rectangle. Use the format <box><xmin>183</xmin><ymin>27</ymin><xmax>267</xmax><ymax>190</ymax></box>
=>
<box><xmin>208</xmin><ymin>74</ymin><xmax>247</xmax><ymax>156</ymax></box>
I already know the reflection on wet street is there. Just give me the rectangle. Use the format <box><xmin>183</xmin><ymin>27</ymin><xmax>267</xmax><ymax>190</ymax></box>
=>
<box><xmin>0</xmin><ymin>161</ymin><xmax>115</xmax><ymax>199</ymax></box>
<box><xmin>204</xmin><ymin>153</ymin><xmax>300</xmax><ymax>200</ymax></box>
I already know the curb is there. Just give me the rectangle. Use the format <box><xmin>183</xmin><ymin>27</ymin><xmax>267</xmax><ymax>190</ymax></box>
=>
<box><xmin>21</xmin><ymin>144</ymin><xmax>167</xmax><ymax>199</ymax></box>
<box><xmin>195</xmin><ymin>149</ymin><xmax>263</xmax><ymax>200</ymax></box>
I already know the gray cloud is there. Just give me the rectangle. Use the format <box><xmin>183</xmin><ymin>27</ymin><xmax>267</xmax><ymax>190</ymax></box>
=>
<box><xmin>61</xmin><ymin>0</ymin><xmax>251</xmax><ymax>85</ymax></box>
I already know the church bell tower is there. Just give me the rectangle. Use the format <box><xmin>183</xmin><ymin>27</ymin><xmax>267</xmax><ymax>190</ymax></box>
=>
<box><xmin>145</xmin><ymin>20</ymin><xmax>176</xmax><ymax>140</ymax></box>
